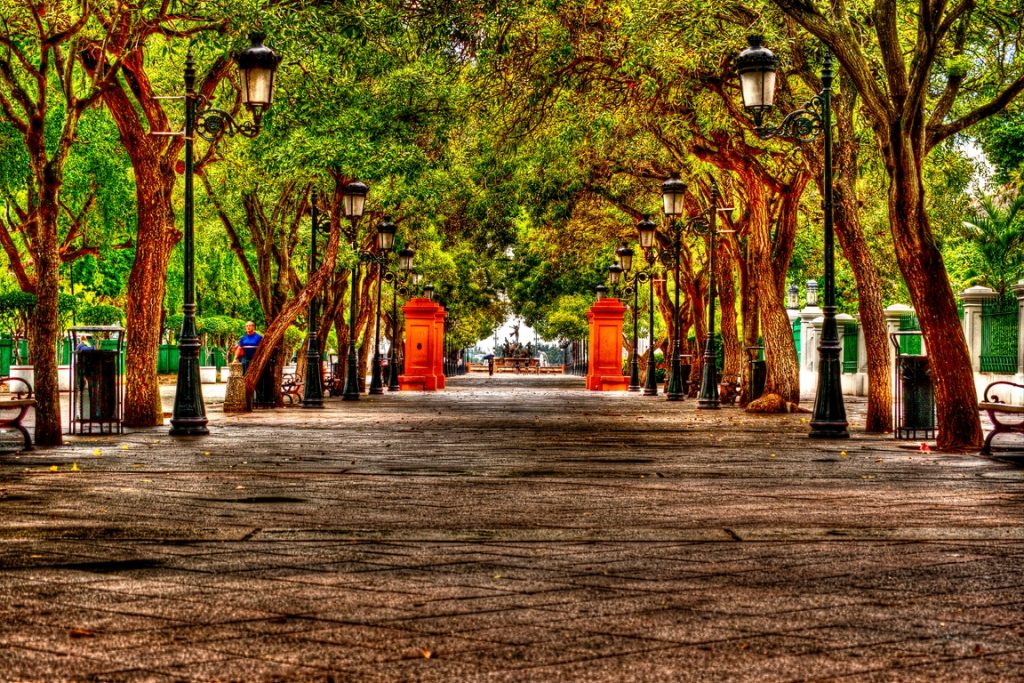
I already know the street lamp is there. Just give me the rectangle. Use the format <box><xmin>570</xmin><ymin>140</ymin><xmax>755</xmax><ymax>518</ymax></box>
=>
<box><xmin>301</xmin><ymin>190</ymin><xmax>328</xmax><ymax>408</ymax></box>
<box><xmin>341</xmin><ymin>180</ymin><xmax>368</xmax><ymax>401</ymax></box>
<box><xmin>637</xmin><ymin>216</ymin><xmax>660</xmax><ymax>396</ymax></box>
<box><xmin>661</xmin><ymin>176</ymin><xmax>688</xmax><ymax>401</ymax></box>
<box><xmin>616</xmin><ymin>243</ymin><xmax>650</xmax><ymax>393</ymax></box>
<box><xmin>595</xmin><ymin>284</ymin><xmax>608</xmax><ymax>301</ymax></box>
<box><xmin>385</xmin><ymin>247</ymin><xmax>415</xmax><ymax>391</ymax></box>
<box><xmin>170</xmin><ymin>32</ymin><xmax>281</xmax><ymax>436</ymax></box>
<box><xmin>691</xmin><ymin>180</ymin><xmax>725</xmax><ymax>410</ymax></box>
<box><xmin>367</xmin><ymin>217</ymin><xmax>396</xmax><ymax>395</ymax></box>
<box><xmin>736</xmin><ymin>35</ymin><xmax>848</xmax><ymax>438</ymax></box>
<box><xmin>787</xmin><ymin>283</ymin><xmax>800</xmax><ymax>309</ymax></box>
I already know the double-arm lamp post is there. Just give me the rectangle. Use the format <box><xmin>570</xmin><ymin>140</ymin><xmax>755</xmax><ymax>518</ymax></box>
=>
<box><xmin>385</xmin><ymin>248</ymin><xmax>416</xmax><ymax>391</ymax></box>
<box><xmin>736</xmin><ymin>36</ymin><xmax>848</xmax><ymax>438</ymax></box>
<box><xmin>170</xmin><ymin>33</ymin><xmax>281</xmax><ymax>436</ymax></box>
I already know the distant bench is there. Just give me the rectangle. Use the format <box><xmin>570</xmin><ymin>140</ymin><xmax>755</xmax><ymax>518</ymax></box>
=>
<box><xmin>979</xmin><ymin>381</ymin><xmax>1024</xmax><ymax>455</ymax></box>
<box><xmin>1</xmin><ymin>376</ymin><xmax>35</xmax><ymax>451</ymax></box>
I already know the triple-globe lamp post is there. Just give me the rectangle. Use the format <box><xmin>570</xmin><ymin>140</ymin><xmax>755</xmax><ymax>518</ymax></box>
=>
<box><xmin>170</xmin><ymin>32</ymin><xmax>281</xmax><ymax>436</ymax></box>
<box><xmin>736</xmin><ymin>35</ymin><xmax>848</xmax><ymax>438</ymax></box>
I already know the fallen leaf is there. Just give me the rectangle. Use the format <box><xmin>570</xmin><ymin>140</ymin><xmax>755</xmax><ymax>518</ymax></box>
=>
<box><xmin>71</xmin><ymin>462</ymin><xmax>79</xmax><ymax>472</ymax></box>
<box><xmin>141</xmin><ymin>479</ymin><xmax>153</xmax><ymax>483</ymax></box>
<box><xmin>203</xmin><ymin>451</ymin><xmax>211</xmax><ymax>457</ymax></box>
<box><xmin>120</xmin><ymin>445</ymin><xmax>129</xmax><ymax>450</ymax></box>
<box><xmin>420</xmin><ymin>648</ymin><xmax>433</xmax><ymax>659</ymax></box>
<box><xmin>93</xmin><ymin>449</ymin><xmax>101</xmax><ymax>456</ymax></box>
<box><xmin>493</xmin><ymin>574</ymin><xmax>502</xmax><ymax>580</ymax></box>
<box><xmin>49</xmin><ymin>465</ymin><xmax>58</xmax><ymax>472</ymax></box>
<box><xmin>235</xmin><ymin>485</ymin><xmax>245</xmax><ymax>490</ymax></box>
<box><xmin>68</xmin><ymin>628</ymin><xmax>95</xmax><ymax>639</ymax></box>
<box><xmin>920</xmin><ymin>442</ymin><xmax>931</xmax><ymax>452</ymax></box>
<box><xmin>770</xmin><ymin>453</ymin><xmax>777</xmax><ymax>459</ymax></box>
<box><xmin>840</xmin><ymin>451</ymin><xmax>848</xmax><ymax>459</ymax></box>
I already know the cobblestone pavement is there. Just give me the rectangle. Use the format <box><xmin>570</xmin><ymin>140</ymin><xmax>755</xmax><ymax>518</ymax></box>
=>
<box><xmin>1</xmin><ymin>374</ymin><xmax>1023</xmax><ymax>682</ymax></box>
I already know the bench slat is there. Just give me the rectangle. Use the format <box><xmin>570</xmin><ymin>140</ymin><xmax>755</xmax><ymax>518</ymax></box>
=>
<box><xmin>1</xmin><ymin>399</ymin><xmax>36</xmax><ymax>407</ymax></box>
<box><xmin>979</xmin><ymin>402</ymin><xmax>1024</xmax><ymax>414</ymax></box>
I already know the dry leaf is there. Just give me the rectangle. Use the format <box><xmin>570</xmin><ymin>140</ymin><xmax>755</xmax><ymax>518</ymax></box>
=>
<box><xmin>49</xmin><ymin>465</ymin><xmax>58</xmax><ymax>472</ymax></box>
<box><xmin>71</xmin><ymin>462</ymin><xmax>79</xmax><ymax>472</ymax></box>
<box><xmin>420</xmin><ymin>648</ymin><xmax>433</xmax><ymax>659</ymax></box>
<box><xmin>69</xmin><ymin>628</ymin><xmax>95</xmax><ymax>639</ymax></box>
<box><xmin>93</xmin><ymin>449</ymin><xmax>101</xmax><ymax>456</ymax></box>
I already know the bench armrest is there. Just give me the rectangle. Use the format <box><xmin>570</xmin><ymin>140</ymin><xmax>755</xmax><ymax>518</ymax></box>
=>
<box><xmin>0</xmin><ymin>376</ymin><xmax>33</xmax><ymax>397</ymax></box>
<box><xmin>983</xmin><ymin>380</ymin><xmax>1024</xmax><ymax>404</ymax></box>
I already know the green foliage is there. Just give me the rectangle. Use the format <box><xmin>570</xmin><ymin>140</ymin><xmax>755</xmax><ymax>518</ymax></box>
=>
<box><xmin>78</xmin><ymin>304</ymin><xmax>124</xmax><ymax>326</ymax></box>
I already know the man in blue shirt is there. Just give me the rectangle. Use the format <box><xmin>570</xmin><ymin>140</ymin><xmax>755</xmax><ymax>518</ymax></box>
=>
<box><xmin>236</xmin><ymin>320</ymin><xmax>263</xmax><ymax>374</ymax></box>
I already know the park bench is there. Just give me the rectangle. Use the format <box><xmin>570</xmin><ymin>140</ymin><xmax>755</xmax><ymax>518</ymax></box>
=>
<box><xmin>0</xmin><ymin>376</ymin><xmax>35</xmax><ymax>451</ymax></box>
<box><xmin>280</xmin><ymin>374</ymin><xmax>303</xmax><ymax>405</ymax></box>
<box><xmin>979</xmin><ymin>380</ymin><xmax>1024</xmax><ymax>455</ymax></box>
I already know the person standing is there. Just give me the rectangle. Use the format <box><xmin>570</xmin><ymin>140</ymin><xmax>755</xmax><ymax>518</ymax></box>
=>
<box><xmin>235</xmin><ymin>321</ymin><xmax>263</xmax><ymax>374</ymax></box>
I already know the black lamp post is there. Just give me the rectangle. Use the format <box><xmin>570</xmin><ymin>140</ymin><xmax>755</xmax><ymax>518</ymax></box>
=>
<box><xmin>736</xmin><ymin>35</ymin><xmax>848</xmax><ymax>438</ymax></box>
<box><xmin>694</xmin><ymin>180</ymin><xmax>723</xmax><ymax>410</ymax></box>
<box><xmin>368</xmin><ymin>218</ymin><xmax>396</xmax><ymax>395</ymax></box>
<box><xmin>170</xmin><ymin>32</ymin><xmax>280</xmax><ymax>436</ymax></box>
<box><xmin>386</xmin><ymin>247</ymin><xmax>415</xmax><ymax>391</ymax></box>
<box><xmin>341</xmin><ymin>181</ymin><xmax>368</xmax><ymax>401</ymax></box>
<box><xmin>301</xmin><ymin>191</ymin><xmax>328</xmax><ymax>408</ymax></box>
<box><xmin>661</xmin><ymin>177</ymin><xmax>688</xmax><ymax>401</ymax></box>
<box><xmin>615</xmin><ymin>244</ymin><xmax>650</xmax><ymax>393</ymax></box>
<box><xmin>637</xmin><ymin>216</ymin><xmax>660</xmax><ymax>396</ymax></box>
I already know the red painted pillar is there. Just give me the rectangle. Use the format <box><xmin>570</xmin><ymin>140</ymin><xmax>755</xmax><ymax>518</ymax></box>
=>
<box><xmin>586</xmin><ymin>298</ymin><xmax>629</xmax><ymax>391</ymax></box>
<box><xmin>400</xmin><ymin>298</ymin><xmax>445</xmax><ymax>391</ymax></box>
<box><xmin>434</xmin><ymin>307</ymin><xmax>447</xmax><ymax>390</ymax></box>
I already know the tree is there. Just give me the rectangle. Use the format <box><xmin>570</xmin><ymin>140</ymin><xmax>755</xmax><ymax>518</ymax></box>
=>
<box><xmin>0</xmin><ymin>1</ymin><xmax>127</xmax><ymax>445</ymax></box>
<box><xmin>769</xmin><ymin>0</ymin><xmax>1024</xmax><ymax>448</ymax></box>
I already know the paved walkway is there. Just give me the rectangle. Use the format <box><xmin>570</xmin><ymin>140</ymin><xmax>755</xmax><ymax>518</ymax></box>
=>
<box><xmin>1</xmin><ymin>374</ymin><xmax>1023</xmax><ymax>681</ymax></box>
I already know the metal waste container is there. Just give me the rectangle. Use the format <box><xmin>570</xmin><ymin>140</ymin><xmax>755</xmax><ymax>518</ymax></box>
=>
<box><xmin>746</xmin><ymin>346</ymin><xmax>766</xmax><ymax>401</ymax></box>
<box><xmin>891</xmin><ymin>332</ymin><xmax>935</xmax><ymax>439</ymax></box>
<box><xmin>69</xmin><ymin>326</ymin><xmax>125</xmax><ymax>435</ymax></box>
<box><xmin>253</xmin><ymin>355</ymin><xmax>277</xmax><ymax>408</ymax></box>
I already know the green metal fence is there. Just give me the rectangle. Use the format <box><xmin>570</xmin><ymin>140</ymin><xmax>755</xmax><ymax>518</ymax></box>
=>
<box><xmin>792</xmin><ymin>318</ymin><xmax>801</xmax><ymax>360</ymax></box>
<box><xmin>842</xmin><ymin>323</ymin><xmax>859</xmax><ymax>373</ymax></box>
<box><xmin>980</xmin><ymin>295</ymin><xmax>1018</xmax><ymax>373</ymax></box>
<box><xmin>899</xmin><ymin>315</ymin><xmax>922</xmax><ymax>354</ymax></box>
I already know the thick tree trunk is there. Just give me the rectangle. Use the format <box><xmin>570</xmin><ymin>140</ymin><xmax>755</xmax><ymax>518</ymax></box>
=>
<box><xmin>29</xmin><ymin>199</ymin><xmax>62</xmax><ymax>446</ymax></box>
<box><xmin>123</xmin><ymin>163</ymin><xmax>177</xmax><ymax>426</ymax></box>
<box><xmin>745</xmin><ymin>178</ymin><xmax>800</xmax><ymax>403</ymax></box>
<box><xmin>716</xmin><ymin>241</ymin><xmax>741</xmax><ymax>380</ymax></box>
<box><xmin>887</xmin><ymin>142</ymin><xmax>982</xmax><ymax>449</ymax></box>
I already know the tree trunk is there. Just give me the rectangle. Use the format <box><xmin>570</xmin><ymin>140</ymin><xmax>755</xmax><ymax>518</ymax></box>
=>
<box><xmin>745</xmin><ymin>176</ymin><xmax>800</xmax><ymax>403</ymax></box>
<box><xmin>29</xmin><ymin>198</ymin><xmax>62</xmax><ymax>446</ymax></box>
<box><xmin>716</xmin><ymin>241</ymin><xmax>741</xmax><ymax>380</ymax></box>
<box><xmin>123</xmin><ymin>161</ymin><xmax>177</xmax><ymax>426</ymax></box>
<box><xmin>887</xmin><ymin>141</ymin><xmax>982</xmax><ymax>449</ymax></box>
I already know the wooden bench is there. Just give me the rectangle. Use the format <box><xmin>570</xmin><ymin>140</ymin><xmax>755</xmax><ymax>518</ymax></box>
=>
<box><xmin>1</xmin><ymin>376</ymin><xmax>35</xmax><ymax>451</ymax></box>
<box><xmin>979</xmin><ymin>381</ymin><xmax>1024</xmax><ymax>455</ymax></box>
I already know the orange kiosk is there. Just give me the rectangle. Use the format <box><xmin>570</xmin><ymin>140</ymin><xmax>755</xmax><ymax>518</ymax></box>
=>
<box><xmin>399</xmin><ymin>297</ymin><xmax>447</xmax><ymax>391</ymax></box>
<box><xmin>586</xmin><ymin>297</ymin><xmax>629</xmax><ymax>391</ymax></box>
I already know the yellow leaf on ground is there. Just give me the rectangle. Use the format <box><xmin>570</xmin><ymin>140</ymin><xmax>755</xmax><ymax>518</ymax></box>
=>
<box><xmin>49</xmin><ymin>465</ymin><xmax>58</xmax><ymax>472</ymax></box>
<box><xmin>93</xmin><ymin>449</ymin><xmax>101</xmax><ymax>456</ymax></box>
<box><xmin>71</xmin><ymin>462</ymin><xmax>79</xmax><ymax>472</ymax></box>
<box><xmin>420</xmin><ymin>648</ymin><xmax>433</xmax><ymax>659</ymax></box>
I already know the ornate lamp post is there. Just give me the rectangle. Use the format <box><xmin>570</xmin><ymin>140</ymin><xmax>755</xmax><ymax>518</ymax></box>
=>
<box><xmin>341</xmin><ymin>181</ymin><xmax>369</xmax><ymax>401</ymax></box>
<box><xmin>661</xmin><ymin>177</ymin><xmax>688</xmax><ymax>401</ymax></box>
<box><xmin>368</xmin><ymin>218</ymin><xmax>396</xmax><ymax>395</ymax></box>
<box><xmin>636</xmin><ymin>217</ymin><xmax>660</xmax><ymax>396</ymax></box>
<box><xmin>385</xmin><ymin>247</ymin><xmax>415</xmax><ymax>391</ymax></box>
<box><xmin>301</xmin><ymin>191</ymin><xmax>328</xmax><ymax>408</ymax></box>
<box><xmin>170</xmin><ymin>32</ymin><xmax>280</xmax><ymax>436</ymax></box>
<box><xmin>615</xmin><ymin>244</ymin><xmax>651</xmax><ymax>393</ymax></box>
<box><xmin>736</xmin><ymin>35</ymin><xmax>848</xmax><ymax>438</ymax></box>
<box><xmin>693</xmin><ymin>180</ymin><xmax>724</xmax><ymax>410</ymax></box>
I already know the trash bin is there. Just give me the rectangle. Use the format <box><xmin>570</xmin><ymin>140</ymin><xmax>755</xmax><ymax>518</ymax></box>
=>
<box><xmin>891</xmin><ymin>332</ymin><xmax>935</xmax><ymax>440</ymax></box>
<box><xmin>253</xmin><ymin>356</ymin><xmax>277</xmax><ymax>408</ymax></box>
<box><xmin>746</xmin><ymin>346</ymin><xmax>766</xmax><ymax>401</ymax></box>
<box><xmin>69</xmin><ymin>326</ymin><xmax>125</xmax><ymax>435</ymax></box>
